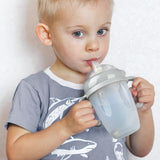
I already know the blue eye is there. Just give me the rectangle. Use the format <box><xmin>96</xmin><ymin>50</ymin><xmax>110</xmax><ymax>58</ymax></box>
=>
<box><xmin>73</xmin><ymin>31</ymin><xmax>83</xmax><ymax>38</ymax></box>
<box><xmin>97</xmin><ymin>29</ymin><xmax>107</xmax><ymax>36</ymax></box>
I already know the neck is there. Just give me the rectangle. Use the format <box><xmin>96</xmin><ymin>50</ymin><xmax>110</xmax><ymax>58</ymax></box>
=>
<box><xmin>50</xmin><ymin>60</ymin><xmax>86</xmax><ymax>84</ymax></box>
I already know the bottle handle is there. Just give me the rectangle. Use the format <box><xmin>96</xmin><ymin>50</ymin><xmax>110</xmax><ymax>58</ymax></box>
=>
<box><xmin>79</xmin><ymin>95</ymin><xmax>88</xmax><ymax>102</ymax></box>
<box><xmin>79</xmin><ymin>95</ymin><xmax>102</xmax><ymax>127</ymax></box>
<box><xmin>127</xmin><ymin>76</ymin><xmax>143</xmax><ymax>109</ymax></box>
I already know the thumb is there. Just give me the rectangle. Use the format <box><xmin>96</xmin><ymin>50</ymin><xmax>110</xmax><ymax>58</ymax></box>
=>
<box><xmin>129</xmin><ymin>87</ymin><xmax>137</xmax><ymax>97</ymax></box>
<box><xmin>129</xmin><ymin>87</ymin><xmax>138</xmax><ymax>103</ymax></box>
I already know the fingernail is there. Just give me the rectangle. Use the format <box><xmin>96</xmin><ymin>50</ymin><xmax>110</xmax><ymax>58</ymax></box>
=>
<box><xmin>133</xmin><ymin>90</ymin><xmax>137</xmax><ymax>97</ymax></box>
<box><xmin>142</xmin><ymin>106</ymin><xmax>147</xmax><ymax>111</ymax></box>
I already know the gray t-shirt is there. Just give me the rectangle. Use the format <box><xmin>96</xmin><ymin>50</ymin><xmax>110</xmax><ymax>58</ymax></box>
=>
<box><xmin>6</xmin><ymin>67</ymin><xmax>128</xmax><ymax>160</ymax></box>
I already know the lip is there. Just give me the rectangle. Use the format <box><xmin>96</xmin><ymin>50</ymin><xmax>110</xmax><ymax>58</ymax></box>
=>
<box><xmin>86</xmin><ymin>58</ymin><xmax>98</xmax><ymax>66</ymax></box>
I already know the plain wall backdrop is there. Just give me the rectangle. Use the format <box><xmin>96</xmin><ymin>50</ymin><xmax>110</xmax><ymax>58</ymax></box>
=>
<box><xmin>0</xmin><ymin>0</ymin><xmax>160</xmax><ymax>159</ymax></box>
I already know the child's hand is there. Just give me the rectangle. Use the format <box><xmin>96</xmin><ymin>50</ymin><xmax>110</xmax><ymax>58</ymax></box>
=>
<box><xmin>62</xmin><ymin>100</ymin><xmax>98</xmax><ymax>136</ymax></box>
<box><xmin>130</xmin><ymin>77</ymin><xmax>155</xmax><ymax>111</ymax></box>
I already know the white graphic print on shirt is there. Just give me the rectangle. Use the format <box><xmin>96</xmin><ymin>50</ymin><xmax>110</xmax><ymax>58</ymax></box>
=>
<box><xmin>106</xmin><ymin>156</ymin><xmax>110</xmax><ymax>160</ymax></box>
<box><xmin>44</xmin><ymin>97</ymin><xmax>80</xmax><ymax>128</ymax></box>
<box><xmin>51</xmin><ymin>136</ymin><xmax>97</xmax><ymax>160</ymax></box>
<box><xmin>43</xmin><ymin>97</ymin><xmax>97</xmax><ymax>159</ymax></box>
<box><xmin>112</xmin><ymin>138</ymin><xmax>126</xmax><ymax>160</ymax></box>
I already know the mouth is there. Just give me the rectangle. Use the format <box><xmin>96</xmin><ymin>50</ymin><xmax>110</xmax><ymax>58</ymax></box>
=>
<box><xmin>86</xmin><ymin>58</ymin><xmax>98</xmax><ymax>66</ymax></box>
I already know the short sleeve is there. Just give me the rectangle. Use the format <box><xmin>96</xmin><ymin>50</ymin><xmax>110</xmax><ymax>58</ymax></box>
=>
<box><xmin>6</xmin><ymin>80</ymin><xmax>41</xmax><ymax>132</ymax></box>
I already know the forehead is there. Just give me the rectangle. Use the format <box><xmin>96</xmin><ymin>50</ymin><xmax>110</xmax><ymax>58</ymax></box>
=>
<box><xmin>58</xmin><ymin>0</ymin><xmax>113</xmax><ymax>12</ymax></box>
<box><xmin>68</xmin><ymin>0</ymin><xmax>113</xmax><ymax>6</ymax></box>
<box><xmin>53</xmin><ymin>0</ymin><xmax>112</xmax><ymax>26</ymax></box>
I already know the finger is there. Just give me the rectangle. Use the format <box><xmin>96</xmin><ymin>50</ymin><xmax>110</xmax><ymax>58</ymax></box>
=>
<box><xmin>81</xmin><ymin>113</ymin><xmax>96</xmax><ymax>122</ymax></box>
<box><xmin>85</xmin><ymin>119</ymin><xmax>98</xmax><ymax>128</ymax></box>
<box><xmin>138</xmin><ymin>95</ymin><xmax>154</xmax><ymax>105</ymax></box>
<box><xmin>77</xmin><ymin>100</ymin><xmax>92</xmax><ymax>109</ymax></box>
<box><xmin>75</xmin><ymin>107</ymin><xmax>95</xmax><ymax>117</ymax></box>
<box><xmin>137</xmin><ymin>84</ymin><xmax>154</xmax><ymax>93</ymax></box>
<box><xmin>132</xmin><ymin>77</ymin><xmax>147</xmax><ymax>88</ymax></box>
<box><xmin>132</xmin><ymin>77</ymin><xmax>153</xmax><ymax>91</ymax></box>
<box><xmin>137</xmin><ymin>88</ymin><xmax>155</xmax><ymax>97</ymax></box>
<box><xmin>78</xmin><ymin>114</ymin><xmax>97</xmax><ymax>128</ymax></box>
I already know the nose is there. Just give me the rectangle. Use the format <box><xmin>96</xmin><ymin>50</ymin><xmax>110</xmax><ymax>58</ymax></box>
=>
<box><xmin>86</xmin><ymin>38</ymin><xmax>99</xmax><ymax>53</ymax></box>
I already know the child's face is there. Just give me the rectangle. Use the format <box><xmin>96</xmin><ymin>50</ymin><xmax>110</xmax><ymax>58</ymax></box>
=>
<box><xmin>50</xmin><ymin>0</ymin><xmax>112</xmax><ymax>74</ymax></box>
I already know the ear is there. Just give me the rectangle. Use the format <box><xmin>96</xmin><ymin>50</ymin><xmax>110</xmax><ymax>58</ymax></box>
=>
<box><xmin>35</xmin><ymin>23</ymin><xmax>52</xmax><ymax>46</ymax></box>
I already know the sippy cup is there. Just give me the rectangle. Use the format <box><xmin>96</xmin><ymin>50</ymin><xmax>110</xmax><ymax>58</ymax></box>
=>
<box><xmin>82</xmin><ymin>62</ymin><xmax>142</xmax><ymax>139</ymax></box>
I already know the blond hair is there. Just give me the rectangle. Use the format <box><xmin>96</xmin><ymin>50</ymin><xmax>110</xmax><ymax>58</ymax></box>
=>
<box><xmin>38</xmin><ymin>0</ymin><xmax>114</xmax><ymax>27</ymax></box>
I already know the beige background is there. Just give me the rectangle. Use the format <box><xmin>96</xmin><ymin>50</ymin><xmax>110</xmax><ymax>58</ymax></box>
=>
<box><xmin>0</xmin><ymin>0</ymin><xmax>160</xmax><ymax>159</ymax></box>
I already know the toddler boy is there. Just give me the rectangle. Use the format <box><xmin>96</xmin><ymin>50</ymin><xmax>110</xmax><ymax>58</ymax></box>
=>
<box><xmin>6</xmin><ymin>0</ymin><xmax>154</xmax><ymax>160</ymax></box>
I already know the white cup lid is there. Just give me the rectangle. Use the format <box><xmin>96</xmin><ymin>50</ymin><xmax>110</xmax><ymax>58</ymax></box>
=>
<box><xmin>84</xmin><ymin>64</ymin><xmax>127</xmax><ymax>97</ymax></box>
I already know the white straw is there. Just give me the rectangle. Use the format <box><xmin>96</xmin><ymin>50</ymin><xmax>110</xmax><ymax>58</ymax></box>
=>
<box><xmin>91</xmin><ymin>61</ymin><xmax>99</xmax><ymax>72</ymax></box>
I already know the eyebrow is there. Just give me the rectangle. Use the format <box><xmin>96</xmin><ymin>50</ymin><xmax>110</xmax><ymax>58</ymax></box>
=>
<box><xmin>66</xmin><ymin>21</ymin><xmax>111</xmax><ymax>30</ymax></box>
<box><xmin>102</xmin><ymin>21</ymin><xmax>111</xmax><ymax>26</ymax></box>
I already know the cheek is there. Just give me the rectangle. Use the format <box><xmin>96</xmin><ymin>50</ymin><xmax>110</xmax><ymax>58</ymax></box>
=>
<box><xmin>101</xmin><ymin>39</ymin><xmax>110</xmax><ymax>54</ymax></box>
<box><xmin>98</xmin><ymin>39</ymin><xmax>110</xmax><ymax>62</ymax></box>
<box><xmin>57</xmin><ymin>46</ymin><xmax>79</xmax><ymax>64</ymax></box>
<box><xmin>58</xmin><ymin>39</ymin><xmax>82</xmax><ymax>54</ymax></box>
<box><xmin>62</xmin><ymin>42</ymin><xmax>83</xmax><ymax>60</ymax></box>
